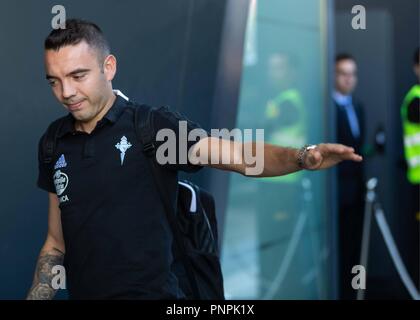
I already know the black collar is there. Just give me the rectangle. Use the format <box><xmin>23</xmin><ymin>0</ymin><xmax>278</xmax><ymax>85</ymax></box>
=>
<box><xmin>103</xmin><ymin>95</ymin><xmax>129</xmax><ymax>123</ymax></box>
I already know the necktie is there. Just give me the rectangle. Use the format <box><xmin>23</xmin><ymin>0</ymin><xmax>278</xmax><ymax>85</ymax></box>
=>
<box><xmin>342</xmin><ymin>101</ymin><xmax>360</xmax><ymax>139</ymax></box>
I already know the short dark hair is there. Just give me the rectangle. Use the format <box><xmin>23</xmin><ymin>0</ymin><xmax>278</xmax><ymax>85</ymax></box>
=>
<box><xmin>44</xmin><ymin>19</ymin><xmax>110</xmax><ymax>64</ymax></box>
<box><xmin>414</xmin><ymin>47</ymin><xmax>419</xmax><ymax>65</ymax></box>
<box><xmin>335</xmin><ymin>53</ymin><xmax>356</xmax><ymax>64</ymax></box>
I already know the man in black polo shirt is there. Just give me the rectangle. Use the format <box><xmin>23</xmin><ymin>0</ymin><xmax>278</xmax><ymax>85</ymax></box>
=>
<box><xmin>27</xmin><ymin>19</ymin><xmax>362</xmax><ymax>300</ymax></box>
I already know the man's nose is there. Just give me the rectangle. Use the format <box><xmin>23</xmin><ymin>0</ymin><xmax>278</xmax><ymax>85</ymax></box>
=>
<box><xmin>61</xmin><ymin>81</ymin><xmax>77</xmax><ymax>100</ymax></box>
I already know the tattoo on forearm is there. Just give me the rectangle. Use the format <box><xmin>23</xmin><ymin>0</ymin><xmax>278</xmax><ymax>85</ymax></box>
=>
<box><xmin>26</xmin><ymin>248</ymin><xmax>64</xmax><ymax>300</ymax></box>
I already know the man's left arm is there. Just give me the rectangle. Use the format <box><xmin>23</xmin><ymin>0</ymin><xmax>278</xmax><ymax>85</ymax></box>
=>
<box><xmin>189</xmin><ymin>137</ymin><xmax>363</xmax><ymax>176</ymax></box>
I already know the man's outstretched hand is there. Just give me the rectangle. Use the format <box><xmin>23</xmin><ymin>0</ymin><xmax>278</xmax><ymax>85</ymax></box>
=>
<box><xmin>303</xmin><ymin>143</ymin><xmax>363</xmax><ymax>170</ymax></box>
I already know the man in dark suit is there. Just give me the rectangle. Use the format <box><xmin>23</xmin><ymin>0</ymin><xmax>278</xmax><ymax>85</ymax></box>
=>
<box><xmin>333</xmin><ymin>53</ymin><xmax>365</xmax><ymax>300</ymax></box>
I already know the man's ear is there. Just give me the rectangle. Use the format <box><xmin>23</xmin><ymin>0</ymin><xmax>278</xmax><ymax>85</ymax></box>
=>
<box><xmin>103</xmin><ymin>54</ymin><xmax>117</xmax><ymax>81</ymax></box>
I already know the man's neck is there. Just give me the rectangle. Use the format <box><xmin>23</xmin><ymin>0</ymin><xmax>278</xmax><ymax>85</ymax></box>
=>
<box><xmin>333</xmin><ymin>90</ymin><xmax>352</xmax><ymax>106</ymax></box>
<box><xmin>334</xmin><ymin>90</ymin><xmax>351</xmax><ymax>98</ymax></box>
<box><xmin>75</xmin><ymin>92</ymin><xmax>116</xmax><ymax>134</ymax></box>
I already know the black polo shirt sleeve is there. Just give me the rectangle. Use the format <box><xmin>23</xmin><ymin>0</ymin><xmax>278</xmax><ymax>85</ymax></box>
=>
<box><xmin>152</xmin><ymin>106</ymin><xmax>209</xmax><ymax>172</ymax></box>
<box><xmin>37</xmin><ymin>134</ymin><xmax>56</xmax><ymax>193</ymax></box>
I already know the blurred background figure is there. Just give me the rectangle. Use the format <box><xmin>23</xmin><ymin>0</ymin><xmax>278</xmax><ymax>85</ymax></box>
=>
<box><xmin>264</xmin><ymin>53</ymin><xmax>306</xmax><ymax>163</ymax></box>
<box><xmin>257</xmin><ymin>52</ymin><xmax>308</xmax><ymax>298</ymax></box>
<box><xmin>400</xmin><ymin>47</ymin><xmax>420</xmax><ymax>289</ymax></box>
<box><xmin>333</xmin><ymin>53</ymin><xmax>365</xmax><ymax>300</ymax></box>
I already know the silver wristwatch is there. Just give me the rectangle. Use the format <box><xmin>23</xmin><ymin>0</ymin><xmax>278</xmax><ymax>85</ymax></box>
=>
<box><xmin>297</xmin><ymin>144</ymin><xmax>317</xmax><ymax>169</ymax></box>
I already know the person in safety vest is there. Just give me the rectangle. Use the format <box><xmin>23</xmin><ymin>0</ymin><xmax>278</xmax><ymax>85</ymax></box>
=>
<box><xmin>400</xmin><ymin>47</ymin><xmax>420</xmax><ymax>289</ymax></box>
<box><xmin>401</xmin><ymin>48</ymin><xmax>420</xmax><ymax>185</ymax></box>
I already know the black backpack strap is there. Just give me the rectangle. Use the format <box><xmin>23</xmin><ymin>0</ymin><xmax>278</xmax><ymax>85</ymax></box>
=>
<box><xmin>42</xmin><ymin>117</ymin><xmax>67</xmax><ymax>164</ymax></box>
<box><xmin>133</xmin><ymin>104</ymin><xmax>201</xmax><ymax>299</ymax></box>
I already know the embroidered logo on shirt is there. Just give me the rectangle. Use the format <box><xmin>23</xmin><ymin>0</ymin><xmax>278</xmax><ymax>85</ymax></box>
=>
<box><xmin>54</xmin><ymin>154</ymin><xmax>67</xmax><ymax>170</ymax></box>
<box><xmin>115</xmin><ymin>136</ymin><xmax>132</xmax><ymax>165</ymax></box>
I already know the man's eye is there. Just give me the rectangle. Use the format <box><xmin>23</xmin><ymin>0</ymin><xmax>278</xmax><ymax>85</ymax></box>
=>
<box><xmin>73</xmin><ymin>74</ymin><xmax>86</xmax><ymax>80</ymax></box>
<box><xmin>48</xmin><ymin>80</ymin><xmax>56</xmax><ymax>86</ymax></box>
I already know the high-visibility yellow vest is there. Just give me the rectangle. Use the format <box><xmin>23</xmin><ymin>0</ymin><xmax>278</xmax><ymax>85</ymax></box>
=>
<box><xmin>262</xmin><ymin>89</ymin><xmax>306</xmax><ymax>183</ymax></box>
<box><xmin>401</xmin><ymin>84</ymin><xmax>420</xmax><ymax>184</ymax></box>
